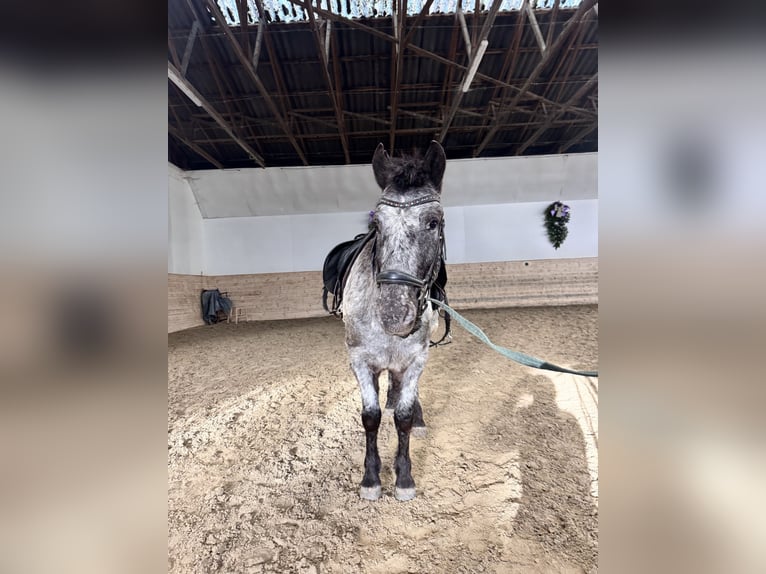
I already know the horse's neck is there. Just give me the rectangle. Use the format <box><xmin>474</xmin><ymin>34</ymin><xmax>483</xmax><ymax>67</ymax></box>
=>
<box><xmin>344</xmin><ymin>241</ymin><xmax>377</xmax><ymax>316</ymax></box>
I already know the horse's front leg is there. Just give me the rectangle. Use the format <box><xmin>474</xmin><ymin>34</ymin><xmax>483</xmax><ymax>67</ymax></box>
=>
<box><xmin>350</xmin><ymin>359</ymin><xmax>382</xmax><ymax>500</ymax></box>
<box><xmin>387</xmin><ymin>371</ymin><xmax>427</xmax><ymax>438</ymax></box>
<box><xmin>392</xmin><ymin>356</ymin><xmax>426</xmax><ymax>501</ymax></box>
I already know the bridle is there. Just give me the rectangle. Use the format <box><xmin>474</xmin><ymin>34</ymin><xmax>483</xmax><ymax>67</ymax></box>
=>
<box><xmin>374</xmin><ymin>192</ymin><xmax>447</xmax><ymax>339</ymax></box>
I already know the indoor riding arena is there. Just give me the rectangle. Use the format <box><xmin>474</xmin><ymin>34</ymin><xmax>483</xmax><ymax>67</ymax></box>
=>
<box><xmin>168</xmin><ymin>1</ymin><xmax>598</xmax><ymax>573</ymax></box>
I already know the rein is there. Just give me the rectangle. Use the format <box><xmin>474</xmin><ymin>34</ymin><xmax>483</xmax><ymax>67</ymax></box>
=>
<box><xmin>428</xmin><ymin>298</ymin><xmax>598</xmax><ymax>378</ymax></box>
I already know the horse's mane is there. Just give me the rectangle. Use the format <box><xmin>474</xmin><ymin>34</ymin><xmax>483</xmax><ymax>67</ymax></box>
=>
<box><xmin>385</xmin><ymin>153</ymin><xmax>432</xmax><ymax>192</ymax></box>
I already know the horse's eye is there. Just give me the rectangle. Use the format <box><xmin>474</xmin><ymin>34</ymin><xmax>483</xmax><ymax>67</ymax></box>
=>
<box><xmin>428</xmin><ymin>219</ymin><xmax>440</xmax><ymax>230</ymax></box>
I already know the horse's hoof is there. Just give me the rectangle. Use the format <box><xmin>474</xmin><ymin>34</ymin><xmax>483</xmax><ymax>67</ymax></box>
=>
<box><xmin>394</xmin><ymin>487</ymin><xmax>416</xmax><ymax>501</ymax></box>
<box><xmin>359</xmin><ymin>485</ymin><xmax>382</xmax><ymax>501</ymax></box>
<box><xmin>411</xmin><ymin>426</ymin><xmax>427</xmax><ymax>438</ymax></box>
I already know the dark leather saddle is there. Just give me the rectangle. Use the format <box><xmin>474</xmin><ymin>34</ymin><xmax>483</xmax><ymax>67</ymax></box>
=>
<box><xmin>322</xmin><ymin>230</ymin><xmax>375</xmax><ymax>315</ymax></box>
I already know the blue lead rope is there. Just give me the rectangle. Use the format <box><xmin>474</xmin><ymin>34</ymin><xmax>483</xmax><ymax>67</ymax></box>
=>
<box><xmin>428</xmin><ymin>298</ymin><xmax>598</xmax><ymax>378</ymax></box>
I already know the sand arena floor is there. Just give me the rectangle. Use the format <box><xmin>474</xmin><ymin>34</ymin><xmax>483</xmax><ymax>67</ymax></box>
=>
<box><xmin>168</xmin><ymin>305</ymin><xmax>598</xmax><ymax>574</ymax></box>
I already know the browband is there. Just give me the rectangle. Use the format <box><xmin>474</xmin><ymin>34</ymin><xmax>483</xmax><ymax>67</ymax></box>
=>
<box><xmin>376</xmin><ymin>194</ymin><xmax>441</xmax><ymax>209</ymax></box>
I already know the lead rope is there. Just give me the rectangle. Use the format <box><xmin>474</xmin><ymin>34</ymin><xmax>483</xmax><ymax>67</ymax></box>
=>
<box><xmin>427</xmin><ymin>298</ymin><xmax>598</xmax><ymax>378</ymax></box>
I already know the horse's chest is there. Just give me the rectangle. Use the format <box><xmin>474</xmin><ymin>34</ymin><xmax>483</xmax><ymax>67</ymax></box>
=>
<box><xmin>345</xmin><ymin>325</ymin><xmax>425</xmax><ymax>371</ymax></box>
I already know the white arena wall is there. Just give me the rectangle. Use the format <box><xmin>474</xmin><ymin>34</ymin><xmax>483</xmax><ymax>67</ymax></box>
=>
<box><xmin>169</xmin><ymin>153</ymin><xmax>598</xmax><ymax>332</ymax></box>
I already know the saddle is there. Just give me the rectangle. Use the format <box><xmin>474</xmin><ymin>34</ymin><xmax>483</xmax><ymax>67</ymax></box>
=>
<box><xmin>322</xmin><ymin>229</ymin><xmax>375</xmax><ymax>315</ymax></box>
<box><xmin>321</xmin><ymin>230</ymin><xmax>451</xmax><ymax>345</ymax></box>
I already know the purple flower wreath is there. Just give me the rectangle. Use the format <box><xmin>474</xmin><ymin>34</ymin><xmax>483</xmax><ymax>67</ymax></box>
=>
<box><xmin>544</xmin><ymin>201</ymin><xmax>571</xmax><ymax>249</ymax></box>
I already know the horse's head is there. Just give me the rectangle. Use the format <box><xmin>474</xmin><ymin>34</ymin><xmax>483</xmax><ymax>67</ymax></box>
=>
<box><xmin>370</xmin><ymin>141</ymin><xmax>446</xmax><ymax>337</ymax></box>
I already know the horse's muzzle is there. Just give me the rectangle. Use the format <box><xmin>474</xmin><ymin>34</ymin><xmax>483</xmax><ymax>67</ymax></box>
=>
<box><xmin>377</xmin><ymin>284</ymin><xmax>418</xmax><ymax>336</ymax></box>
<box><xmin>377</xmin><ymin>269</ymin><xmax>429</xmax><ymax>336</ymax></box>
<box><xmin>381</xmin><ymin>303</ymin><xmax>417</xmax><ymax>337</ymax></box>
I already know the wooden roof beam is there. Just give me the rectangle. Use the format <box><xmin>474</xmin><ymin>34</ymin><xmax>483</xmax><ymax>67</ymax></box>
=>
<box><xmin>236</xmin><ymin>0</ymin><xmax>250</xmax><ymax>55</ymax></box>
<box><xmin>182</xmin><ymin>0</ymin><xmax>267</xmax><ymax>164</ymax></box>
<box><xmin>389</xmin><ymin>0</ymin><xmax>407</xmax><ymax>152</ymax></box>
<box><xmin>546</xmin><ymin>0</ymin><xmax>560</xmax><ymax>48</ymax></box>
<box><xmin>473</xmin><ymin>0</ymin><xmax>596</xmax><ymax>157</ymax></box>
<box><xmin>559</xmin><ymin>124</ymin><xmax>597</xmax><ymax>153</ymax></box>
<box><xmin>525</xmin><ymin>0</ymin><xmax>547</xmax><ymax>55</ymax></box>
<box><xmin>252</xmin><ymin>14</ymin><xmax>264</xmax><ymax>72</ymax></box>
<box><xmin>299</xmin><ymin>0</ymin><xmax>350</xmax><ymax>163</ymax></box>
<box><xmin>287</xmin><ymin>0</ymin><xmax>595</xmax><ymax>121</ymax></box>
<box><xmin>476</xmin><ymin>2</ymin><xmax>527</xmax><ymax>137</ymax></box>
<box><xmin>328</xmin><ymin>6</ymin><xmax>351</xmax><ymax>154</ymax></box>
<box><xmin>168</xmin><ymin>61</ymin><xmax>265</xmax><ymax>167</ymax></box>
<box><xmin>388</xmin><ymin>0</ymin><xmax>434</xmax><ymax>151</ymax></box>
<box><xmin>514</xmin><ymin>12</ymin><xmax>587</xmax><ymax>154</ymax></box>
<box><xmin>516</xmin><ymin>73</ymin><xmax>597</xmax><ymax>155</ymax></box>
<box><xmin>169</xmin><ymin>124</ymin><xmax>225</xmax><ymax>169</ymax></box>
<box><xmin>437</xmin><ymin>0</ymin><xmax>503</xmax><ymax>143</ymax></box>
<box><xmin>180</xmin><ymin>20</ymin><xmax>201</xmax><ymax>76</ymax></box>
<box><xmin>205</xmin><ymin>0</ymin><xmax>308</xmax><ymax>165</ymax></box>
<box><xmin>457</xmin><ymin>1</ymin><xmax>471</xmax><ymax>59</ymax></box>
<box><xmin>252</xmin><ymin>0</ymin><xmax>298</xmax><ymax>140</ymax></box>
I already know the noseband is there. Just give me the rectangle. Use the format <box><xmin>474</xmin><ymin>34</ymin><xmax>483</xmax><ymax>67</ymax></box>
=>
<box><xmin>374</xmin><ymin>193</ymin><xmax>445</xmax><ymax>337</ymax></box>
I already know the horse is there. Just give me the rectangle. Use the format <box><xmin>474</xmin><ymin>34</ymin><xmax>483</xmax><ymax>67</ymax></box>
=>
<box><xmin>341</xmin><ymin>141</ymin><xmax>447</xmax><ymax>501</ymax></box>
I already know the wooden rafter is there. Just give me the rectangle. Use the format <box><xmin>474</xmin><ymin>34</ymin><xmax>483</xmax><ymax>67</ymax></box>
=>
<box><xmin>287</xmin><ymin>0</ymin><xmax>595</xmax><ymax>121</ymax></box>
<box><xmin>174</xmin><ymin>41</ymin><xmax>596</xmax><ymax>71</ymax></box>
<box><xmin>169</xmin><ymin>74</ymin><xmax>227</xmax><ymax>164</ymax></box>
<box><xmin>552</xmin><ymin>16</ymin><xmax>589</xmax><ymax>105</ymax></box>
<box><xmin>437</xmin><ymin>0</ymin><xmax>503</xmax><ymax>143</ymax></box>
<box><xmin>457</xmin><ymin>2</ymin><xmax>471</xmax><ymax>58</ymax></box>
<box><xmin>168</xmin><ymin>1</ymin><xmax>597</xmax><ymax>166</ymax></box>
<box><xmin>199</xmin><ymin>24</ymin><xmax>267</xmax><ymax>161</ymax></box>
<box><xmin>308</xmin><ymin>0</ymin><xmax>351</xmax><ymax>164</ymax></box>
<box><xmin>182</xmin><ymin>0</ymin><xmax>266</xmax><ymax>163</ymax></box>
<box><xmin>252</xmin><ymin>0</ymin><xmax>295</xmax><ymax>129</ymax></box>
<box><xmin>168</xmin><ymin>33</ymin><xmax>182</xmax><ymax>68</ymax></box>
<box><xmin>473</xmin><ymin>0</ymin><xmax>596</xmax><ymax>157</ymax></box>
<box><xmin>546</xmin><ymin>0</ymin><xmax>560</xmax><ymax>48</ymax></box>
<box><xmin>168</xmin><ymin>61</ymin><xmax>265</xmax><ymax>166</ymax></box>
<box><xmin>559</xmin><ymin>124</ymin><xmax>596</xmax><ymax>153</ymax></box>
<box><xmin>180</xmin><ymin>20</ymin><xmax>200</xmax><ymax>75</ymax></box>
<box><xmin>192</xmin><ymin>116</ymin><xmax>591</xmax><ymax>143</ymax></box>
<box><xmin>236</xmin><ymin>0</ymin><xmax>250</xmax><ymax>55</ymax></box>
<box><xmin>516</xmin><ymin>73</ymin><xmax>597</xmax><ymax>155</ymax></box>
<box><xmin>328</xmin><ymin>4</ymin><xmax>350</xmax><ymax>153</ymax></box>
<box><xmin>168</xmin><ymin>73</ymin><xmax>598</xmax><ymax>116</ymax></box>
<box><xmin>473</xmin><ymin>3</ymin><xmax>525</xmax><ymax>139</ymax></box>
<box><xmin>169</xmin><ymin>124</ymin><xmax>225</xmax><ymax>169</ymax></box>
<box><xmin>525</xmin><ymin>0</ymin><xmax>547</xmax><ymax>55</ymax></box>
<box><xmin>389</xmin><ymin>0</ymin><xmax>409</xmax><ymax>152</ymax></box>
<box><xmin>289</xmin><ymin>111</ymin><xmax>338</xmax><ymax>130</ymax></box>
<box><xmin>514</xmin><ymin>12</ymin><xmax>586</xmax><ymax>153</ymax></box>
<box><xmin>344</xmin><ymin>110</ymin><xmax>390</xmax><ymax>127</ymax></box>
<box><xmin>440</xmin><ymin>12</ymin><xmax>461</xmax><ymax>115</ymax></box>
<box><xmin>297</xmin><ymin>0</ymin><xmax>350</xmax><ymax>162</ymax></box>
<box><xmin>205</xmin><ymin>0</ymin><xmax>309</xmax><ymax>165</ymax></box>
<box><xmin>391</xmin><ymin>106</ymin><xmax>442</xmax><ymax>125</ymax></box>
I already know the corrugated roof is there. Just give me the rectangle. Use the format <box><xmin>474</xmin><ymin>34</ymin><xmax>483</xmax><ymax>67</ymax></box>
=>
<box><xmin>168</xmin><ymin>0</ymin><xmax>597</xmax><ymax>169</ymax></box>
<box><xmin>213</xmin><ymin>0</ymin><xmax>583</xmax><ymax>25</ymax></box>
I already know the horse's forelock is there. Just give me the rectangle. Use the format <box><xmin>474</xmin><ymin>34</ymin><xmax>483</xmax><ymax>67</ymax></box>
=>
<box><xmin>387</xmin><ymin>154</ymin><xmax>432</xmax><ymax>193</ymax></box>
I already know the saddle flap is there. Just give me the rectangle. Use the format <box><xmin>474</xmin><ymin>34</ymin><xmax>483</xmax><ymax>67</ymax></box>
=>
<box><xmin>322</xmin><ymin>232</ymin><xmax>370</xmax><ymax>293</ymax></box>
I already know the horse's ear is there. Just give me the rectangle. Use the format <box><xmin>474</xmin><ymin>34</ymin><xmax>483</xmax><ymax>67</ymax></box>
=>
<box><xmin>424</xmin><ymin>140</ymin><xmax>446</xmax><ymax>191</ymax></box>
<box><xmin>372</xmin><ymin>143</ymin><xmax>390</xmax><ymax>190</ymax></box>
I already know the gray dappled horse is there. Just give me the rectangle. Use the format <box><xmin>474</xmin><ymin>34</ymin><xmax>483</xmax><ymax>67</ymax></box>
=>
<box><xmin>342</xmin><ymin>141</ymin><xmax>447</xmax><ymax>501</ymax></box>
